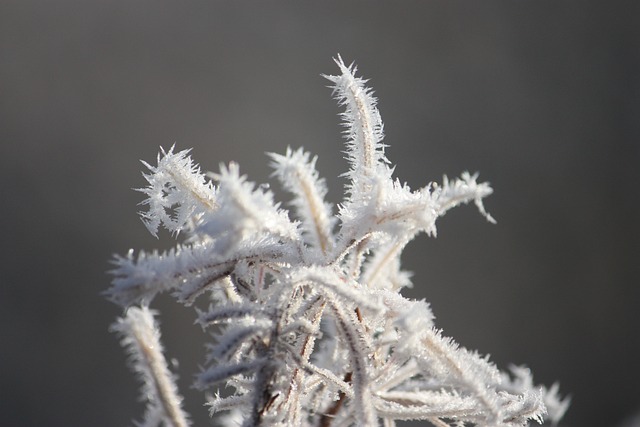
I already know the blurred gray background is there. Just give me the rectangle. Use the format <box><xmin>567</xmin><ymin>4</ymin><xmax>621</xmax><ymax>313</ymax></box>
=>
<box><xmin>1</xmin><ymin>1</ymin><xmax>639</xmax><ymax>426</ymax></box>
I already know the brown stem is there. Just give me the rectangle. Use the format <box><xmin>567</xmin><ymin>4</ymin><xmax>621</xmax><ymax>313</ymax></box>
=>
<box><xmin>319</xmin><ymin>372</ymin><xmax>353</xmax><ymax>427</ymax></box>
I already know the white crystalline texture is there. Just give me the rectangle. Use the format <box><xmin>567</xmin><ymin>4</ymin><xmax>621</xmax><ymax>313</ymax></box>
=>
<box><xmin>107</xmin><ymin>58</ymin><xmax>568</xmax><ymax>427</ymax></box>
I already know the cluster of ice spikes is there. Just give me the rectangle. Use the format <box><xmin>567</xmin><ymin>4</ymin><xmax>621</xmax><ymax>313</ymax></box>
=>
<box><xmin>106</xmin><ymin>57</ymin><xmax>568</xmax><ymax>427</ymax></box>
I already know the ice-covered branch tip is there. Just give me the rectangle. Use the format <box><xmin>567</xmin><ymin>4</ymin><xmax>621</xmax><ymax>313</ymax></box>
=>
<box><xmin>435</xmin><ymin>172</ymin><xmax>496</xmax><ymax>224</ymax></box>
<box><xmin>269</xmin><ymin>147</ymin><xmax>335</xmax><ymax>261</ymax></box>
<box><xmin>108</xmin><ymin>57</ymin><xmax>567</xmax><ymax>427</ymax></box>
<box><xmin>137</xmin><ymin>145</ymin><xmax>217</xmax><ymax>237</ymax></box>
<box><xmin>323</xmin><ymin>55</ymin><xmax>391</xmax><ymax>198</ymax></box>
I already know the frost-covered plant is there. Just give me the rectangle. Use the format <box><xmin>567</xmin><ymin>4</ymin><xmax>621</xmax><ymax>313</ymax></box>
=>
<box><xmin>106</xmin><ymin>57</ymin><xmax>569</xmax><ymax>427</ymax></box>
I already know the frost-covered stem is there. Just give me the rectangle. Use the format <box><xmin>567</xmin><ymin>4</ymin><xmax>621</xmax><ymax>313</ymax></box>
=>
<box><xmin>165</xmin><ymin>166</ymin><xmax>217</xmax><ymax>212</ymax></box>
<box><xmin>177</xmin><ymin>249</ymin><xmax>290</xmax><ymax>304</ymax></box>
<box><xmin>361</xmin><ymin>238</ymin><xmax>405</xmax><ymax>288</ymax></box>
<box><xmin>319</xmin><ymin>371</ymin><xmax>352</xmax><ymax>427</ymax></box>
<box><xmin>344</xmin><ymin>77</ymin><xmax>375</xmax><ymax>178</ymax></box>
<box><xmin>297</xmin><ymin>171</ymin><xmax>331</xmax><ymax>256</ymax></box>
<box><xmin>329</xmin><ymin>231</ymin><xmax>374</xmax><ymax>267</ymax></box>
<box><xmin>347</xmin><ymin>235</ymin><xmax>371</xmax><ymax>280</ymax></box>
<box><xmin>285</xmin><ymin>296</ymin><xmax>326</xmax><ymax>423</ymax></box>
<box><xmin>250</xmin><ymin>286</ymin><xmax>301</xmax><ymax>426</ymax></box>
<box><xmin>324</xmin><ymin>56</ymin><xmax>388</xmax><ymax>200</ymax></box>
<box><xmin>244</xmin><ymin>317</ymin><xmax>282</xmax><ymax>427</ymax></box>
<box><xmin>293</xmin><ymin>163</ymin><xmax>330</xmax><ymax>255</ymax></box>
<box><xmin>269</xmin><ymin>148</ymin><xmax>335</xmax><ymax>262</ymax></box>
<box><xmin>329</xmin><ymin>301</ymin><xmax>376</xmax><ymax>426</ymax></box>
<box><xmin>179</xmin><ymin>264</ymin><xmax>235</xmax><ymax>305</ymax></box>
<box><xmin>434</xmin><ymin>173</ymin><xmax>496</xmax><ymax>224</ymax></box>
<box><xmin>111</xmin><ymin>307</ymin><xmax>190</xmax><ymax>427</ymax></box>
<box><xmin>422</xmin><ymin>330</ymin><xmax>501</xmax><ymax>422</ymax></box>
<box><xmin>248</xmin><ymin>359</ymin><xmax>277</xmax><ymax>427</ymax></box>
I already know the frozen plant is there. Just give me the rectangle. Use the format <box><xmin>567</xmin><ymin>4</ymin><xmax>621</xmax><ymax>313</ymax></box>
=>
<box><xmin>106</xmin><ymin>57</ymin><xmax>569</xmax><ymax>427</ymax></box>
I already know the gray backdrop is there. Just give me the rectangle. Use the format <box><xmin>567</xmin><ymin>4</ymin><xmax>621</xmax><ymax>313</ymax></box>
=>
<box><xmin>1</xmin><ymin>1</ymin><xmax>639</xmax><ymax>426</ymax></box>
